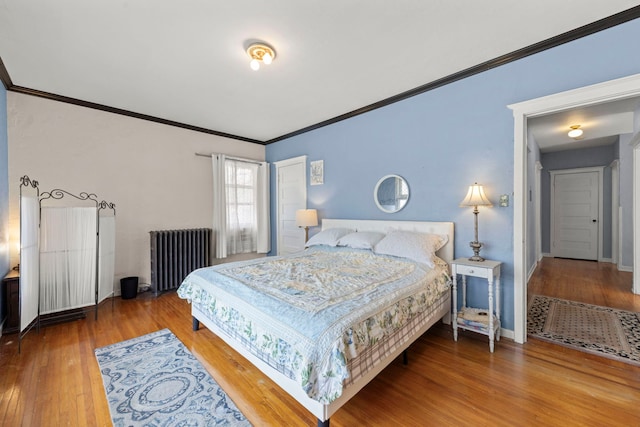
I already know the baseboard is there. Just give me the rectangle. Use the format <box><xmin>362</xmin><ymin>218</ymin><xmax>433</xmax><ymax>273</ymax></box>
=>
<box><xmin>500</xmin><ymin>328</ymin><xmax>515</xmax><ymax>341</ymax></box>
<box><xmin>527</xmin><ymin>262</ymin><xmax>537</xmax><ymax>283</ymax></box>
<box><xmin>618</xmin><ymin>265</ymin><xmax>633</xmax><ymax>272</ymax></box>
<box><xmin>542</xmin><ymin>254</ymin><xmax>618</xmax><ymax>265</ymax></box>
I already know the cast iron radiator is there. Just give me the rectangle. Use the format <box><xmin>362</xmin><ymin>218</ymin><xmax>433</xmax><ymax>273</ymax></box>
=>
<box><xmin>149</xmin><ymin>228</ymin><xmax>212</xmax><ymax>295</ymax></box>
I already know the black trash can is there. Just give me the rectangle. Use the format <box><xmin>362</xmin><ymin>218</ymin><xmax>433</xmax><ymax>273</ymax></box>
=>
<box><xmin>120</xmin><ymin>276</ymin><xmax>138</xmax><ymax>300</ymax></box>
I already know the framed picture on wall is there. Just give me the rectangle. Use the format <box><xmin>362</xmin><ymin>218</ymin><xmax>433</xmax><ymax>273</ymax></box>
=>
<box><xmin>310</xmin><ymin>160</ymin><xmax>324</xmax><ymax>185</ymax></box>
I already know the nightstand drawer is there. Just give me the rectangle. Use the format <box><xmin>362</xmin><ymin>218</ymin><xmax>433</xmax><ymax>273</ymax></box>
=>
<box><xmin>455</xmin><ymin>264</ymin><xmax>489</xmax><ymax>278</ymax></box>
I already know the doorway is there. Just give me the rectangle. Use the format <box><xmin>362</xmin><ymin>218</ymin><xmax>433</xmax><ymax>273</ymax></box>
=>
<box><xmin>550</xmin><ymin>167</ymin><xmax>602</xmax><ymax>261</ymax></box>
<box><xmin>510</xmin><ymin>73</ymin><xmax>640</xmax><ymax>344</ymax></box>
<box><xmin>274</xmin><ymin>155</ymin><xmax>307</xmax><ymax>255</ymax></box>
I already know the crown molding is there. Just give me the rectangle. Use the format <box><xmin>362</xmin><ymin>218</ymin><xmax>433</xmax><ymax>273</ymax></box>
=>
<box><xmin>2</xmin><ymin>6</ymin><xmax>639</xmax><ymax>145</ymax></box>
<box><xmin>266</xmin><ymin>5</ymin><xmax>640</xmax><ymax>144</ymax></box>
<box><xmin>0</xmin><ymin>57</ymin><xmax>13</xmax><ymax>90</ymax></box>
<box><xmin>0</xmin><ymin>56</ymin><xmax>263</xmax><ymax>144</ymax></box>
<box><xmin>8</xmin><ymin>85</ymin><xmax>264</xmax><ymax>145</ymax></box>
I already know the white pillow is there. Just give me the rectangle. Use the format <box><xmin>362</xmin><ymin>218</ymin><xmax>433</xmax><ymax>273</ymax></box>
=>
<box><xmin>374</xmin><ymin>230</ymin><xmax>448</xmax><ymax>268</ymax></box>
<box><xmin>305</xmin><ymin>228</ymin><xmax>354</xmax><ymax>247</ymax></box>
<box><xmin>337</xmin><ymin>231</ymin><xmax>386</xmax><ymax>250</ymax></box>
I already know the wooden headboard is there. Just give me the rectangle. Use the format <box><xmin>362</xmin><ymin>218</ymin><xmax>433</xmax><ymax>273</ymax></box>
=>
<box><xmin>321</xmin><ymin>219</ymin><xmax>455</xmax><ymax>265</ymax></box>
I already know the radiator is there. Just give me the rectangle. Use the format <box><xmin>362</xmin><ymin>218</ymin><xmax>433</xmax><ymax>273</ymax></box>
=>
<box><xmin>149</xmin><ymin>228</ymin><xmax>212</xmax><ymax>294</ymax></box>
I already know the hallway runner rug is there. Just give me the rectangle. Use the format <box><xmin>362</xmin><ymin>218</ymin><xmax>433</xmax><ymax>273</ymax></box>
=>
<box><xmin>95</xmin><ymin>328</ymin><xmax>252</xmax><ymax>427</ymax></box>
<box><xmin>528</xmin><ymin>295</ymin><xmax>640</xmax><ymax>366</ymax></box>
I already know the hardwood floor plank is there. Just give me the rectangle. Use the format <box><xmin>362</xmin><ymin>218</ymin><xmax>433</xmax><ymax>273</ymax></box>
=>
<box><xmin>0</xmin><ymin>264</ymin><xmax>638</xmax><ymax>426</ymax></box>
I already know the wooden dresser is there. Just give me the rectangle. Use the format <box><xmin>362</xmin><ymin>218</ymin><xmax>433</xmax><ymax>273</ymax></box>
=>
<box><xmin>2</xmin><ymin>270</ymin><xmax>20</xmax><ymax>334</ymax></box>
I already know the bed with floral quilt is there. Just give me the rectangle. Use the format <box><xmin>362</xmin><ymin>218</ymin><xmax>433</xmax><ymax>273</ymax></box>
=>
<box><xmin>177</xmin><ymin>219</ymin><xmax>454</xmax><ymax>427</ymax></box>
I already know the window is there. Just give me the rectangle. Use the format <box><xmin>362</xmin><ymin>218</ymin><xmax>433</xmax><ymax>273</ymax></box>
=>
<box><xmin>213</xmin><ymin>154</ymin><xmax>269</xmax><ymax>258</ymax></box>
<box><xmin>225</xmin><ymin>159</ymin><xmax>259</xmax><ymax>254</ymax></box>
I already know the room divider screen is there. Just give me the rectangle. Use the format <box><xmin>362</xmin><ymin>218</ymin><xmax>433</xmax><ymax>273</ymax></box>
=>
<box><xmin>19</xmin><ymin>176</ymin><xmax>40</xmax><ymax>352</ymax></box>
<box><xmin>18</xmin><ymin>176</ymin><xmax>116</xmax><ymax>351</ymax></box>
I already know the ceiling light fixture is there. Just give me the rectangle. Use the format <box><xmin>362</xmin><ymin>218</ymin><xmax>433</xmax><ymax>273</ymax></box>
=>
<box><xmin>246</xmin><ymin>43</ymin><xmax>276</xmax><ymax>71</ymax></box>
<box><xmin>568</xmin><ymin>124</ymin><xmax>584</xmax><ymax>139</ymax></box>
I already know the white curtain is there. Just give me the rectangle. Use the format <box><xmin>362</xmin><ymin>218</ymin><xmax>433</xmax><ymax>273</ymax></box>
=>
<box><xmin>212</xmin><ymin>155</ymin><xmax>270</xmax><ymax>258</ymax></box>
<box><xmin>212</xmin><ymin>154</ymin><xmax>228</xmax><ymax>258</ymax></box>
<box><xmin>40</xmin><ymin>207</ymin><xmax>97</xmax><ymax>314</ymax></box>
<box><xmin>98</xmin><ymin>215</ymin><xmax>116</xmax><ymax>303</ymax></box>
<box><xmin>20</xmin><ymin>194</ymin><xmax>40</xmax><ymax>332</ymax></box>
<box><xmin>257</xmin><ymin>161</ymin><xmax>270</xmax><ymax>253</ymax></box>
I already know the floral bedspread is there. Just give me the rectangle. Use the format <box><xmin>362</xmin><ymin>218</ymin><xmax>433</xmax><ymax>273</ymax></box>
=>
<box><xmin>177</xmin><ymin>246</ymin><xmax>450</xmax><ymax>404</ymax></box>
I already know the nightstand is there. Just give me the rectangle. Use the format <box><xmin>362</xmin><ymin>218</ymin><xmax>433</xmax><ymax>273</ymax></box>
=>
<box><xmin>2</xmin><ymin>270</ymin><xmax>20</xmax><ymax>334</ymax></box>
<box><xmin>451</xmin><ymin>258</ymin><xmax>501</xmax><ymax>352</ymax></box>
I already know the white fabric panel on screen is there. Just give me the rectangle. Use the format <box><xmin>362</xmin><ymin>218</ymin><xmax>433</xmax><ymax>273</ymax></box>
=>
<box><xmin>39</xmin><ymin>207</ymin><xmax>97</xmax><ymax>314</ymax></box>
<box><xmin>98</xmin><ymin>215</ymin><xmax>116</xmax><ymax>303</ymax></box>
<box><xmin>19</xmin><ymin>194</ymin><xmax>40</xmax><ymax>332</ymax></box>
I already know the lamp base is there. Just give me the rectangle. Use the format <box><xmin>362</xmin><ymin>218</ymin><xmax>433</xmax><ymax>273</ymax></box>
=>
<box><xmin>468</xmin><ymin>241</ymin><xmax>485</xmax><ymax>262</ymax></box>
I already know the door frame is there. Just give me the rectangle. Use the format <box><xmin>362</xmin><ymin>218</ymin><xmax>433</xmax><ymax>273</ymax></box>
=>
<box><xmin>509</xmin><ymin>72</ymin><xmax>640</xmax><ymax>344</ymax></box>
<box><xmin>610</xmin><ymin>159</ymin><xmax>620</xmax><ymax>266</ymax></box>
<box><xmin>534</xmin><ymin>161</ymin><xmax>543</xmax><ymax>265</ymax></box>
<box><xmin>549</xmin><ymin>167</ymin><xmax>604</xmax><ymax>261</ymax></box>
<box><xmin>632</xmin><ymin>131</ymin><xmax>640</xmax><ymax>292</ymax></box>
<box><xmin>274</xmin><ymin>155</ymin><xmax>307</xmax><ymax>255</ymax></box>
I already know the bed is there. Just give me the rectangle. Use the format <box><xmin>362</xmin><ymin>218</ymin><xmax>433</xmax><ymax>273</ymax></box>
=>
<box><xmin>177</xmin><ymin>219</ymin><xmax>454</xmax><ymax>426</ymax></box>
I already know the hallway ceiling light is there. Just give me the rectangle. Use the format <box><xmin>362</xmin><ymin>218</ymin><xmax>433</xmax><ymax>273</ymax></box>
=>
<box><xmin>246</xmin><ymin>43</ymin><xmax>276</xmax><ymax>71</ymax></box>
<box><xmin>568</xmin><ymin>124</ymin><xmax>584</xmax><ymax>139</ymax></box>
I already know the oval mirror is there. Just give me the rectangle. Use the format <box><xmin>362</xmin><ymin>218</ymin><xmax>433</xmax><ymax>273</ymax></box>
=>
<box><xmin>374</xmin><ymin>174</ymin><xmax>409</xmax><ymax>213</ymax></box>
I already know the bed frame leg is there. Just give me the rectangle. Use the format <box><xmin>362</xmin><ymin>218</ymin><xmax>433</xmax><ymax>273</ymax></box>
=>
<box><xmin>403</xmin><ymin>349</ymin><xmax>408</xmax><ymax>365</ymax></box>
<box><xmin>317</xmin><ymin>418</ymin><xmax>330</xmax><ymax>427</ymax></box>
<box><xmin>192</xmin><ymin>316</ymin><xmax>200</xmax><ymax>331</ymax></box>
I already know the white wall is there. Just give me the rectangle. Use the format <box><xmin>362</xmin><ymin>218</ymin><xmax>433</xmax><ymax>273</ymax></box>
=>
<box><xmin>526</xmin><ymin>131</ymin><xmax>541</xmax><ymax>277</ymax></box>
<box><xmin>7</xmin><ymin>93</ymin><xmax>265</xmax><ymax>288</ymax></box>
<box><xmin>619</xmin><ymin>134</ymin><xmax>634</xmax><ymax>269</ymax></box>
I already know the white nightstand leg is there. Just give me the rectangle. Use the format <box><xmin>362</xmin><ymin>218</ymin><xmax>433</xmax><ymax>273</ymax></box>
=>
<box><xmin>496</xmin><ymin>273</ymin><xmax>501</xmax><ymax>341</ymax></box>
<box><xmin>452</xmin><ymin>269</ymin><xmax>458</xmax><ymax>341</ymax></box>
<box><xmin>488</xmin><ymin>276</ymin><xmax>494</xmax><ymax>353</ymax></box>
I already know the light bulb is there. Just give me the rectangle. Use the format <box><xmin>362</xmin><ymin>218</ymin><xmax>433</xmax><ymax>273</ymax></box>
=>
<box><xmin>263</xmin><ymin>52</ymin><xmax>272</xmax><ymax>65</ymax></box>
<box><xmin>250</xmin><ymin>59</ymin><xmax>260</xmax><ymax>71</ymax></box>
<box><xmin>568</xmin><ymin>125</ymin><xmax>583</xmax><ymax>139</ymax></box>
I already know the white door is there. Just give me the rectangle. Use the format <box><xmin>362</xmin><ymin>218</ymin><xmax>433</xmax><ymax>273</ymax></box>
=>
<box><xmin>551</xmin><ymin>169</ymin><xmax>601</xmax><ymax>260</ymax></box>
<box><xmin>275</xmin><ymin>156</ymin><xmax>307</xmax><ymax>255</ymax></box>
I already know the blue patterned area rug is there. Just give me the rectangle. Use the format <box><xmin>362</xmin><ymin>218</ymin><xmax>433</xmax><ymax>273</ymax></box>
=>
<box><xmin>528</xmin><ymin>295</ymin><xmax>640</xmax><ymax>366</ymax></box>
<box><xmin>95</xmin><ymin>329</ymin><xmax>252</xmax><ymax>426</ymax></box>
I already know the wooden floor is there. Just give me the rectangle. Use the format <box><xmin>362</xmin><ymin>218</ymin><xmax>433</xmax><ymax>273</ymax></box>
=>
<box><xmin>1</xmin><ymin>260</ymin><xmax>639</xmax><ymax>426</ymax></box>
<box><xmin>527</xmin><ymin>257</ymin><xmax>640</xmax><ymax>312</ymax></box>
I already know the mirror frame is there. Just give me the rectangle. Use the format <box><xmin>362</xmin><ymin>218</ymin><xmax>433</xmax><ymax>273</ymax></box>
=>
<box><xmin>373</xmin><ymin>174</ymin><xmax>410</xmax><ymax>213</ymax></box>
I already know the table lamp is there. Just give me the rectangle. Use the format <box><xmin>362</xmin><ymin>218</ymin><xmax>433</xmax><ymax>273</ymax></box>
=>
<box><xmin>460</xmin><ymin>183</ymin><xmax>493</xmax><ymax>261</ymax></box>
<box><xmin>295</xmin><ymin>209</ymin><xmax>318</xmax><ymax>242</ymax></box>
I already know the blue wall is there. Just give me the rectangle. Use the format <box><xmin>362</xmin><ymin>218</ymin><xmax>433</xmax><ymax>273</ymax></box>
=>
<box><xmin>266</xmin><ymin>18</ymin><xmax>640</xmax><ymax>332</ymax></box>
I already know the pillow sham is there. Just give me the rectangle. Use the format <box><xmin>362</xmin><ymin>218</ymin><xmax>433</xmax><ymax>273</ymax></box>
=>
<box><xmin>305</xmin><ymin>227</ymin><xmax>354</xmax><ymax>247</ymax></box>
<box><xmin>337</xmin><ymin>231</ymin><xmax>386</xmax><ymax>250</ymax></box>
<box><xmin>374</xmin><ymin>230</ymin><xmax>448</xmax><ymax>268</ymax></box>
